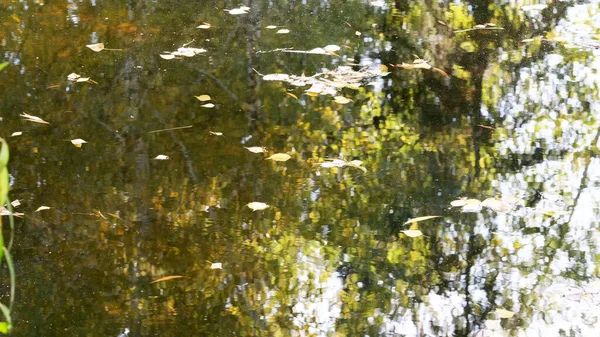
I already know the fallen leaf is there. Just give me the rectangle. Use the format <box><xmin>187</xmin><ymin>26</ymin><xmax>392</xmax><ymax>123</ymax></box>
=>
<box><xmin>324</xmin><ymin>45</ymin><xmax>341</xmax><ymax>53</ymax></box>
<box><xmin>266</xmin><ymin>153</ymin><xmax>291</xmax><ymax>162</ymax></box>
<box><xmin>244</xmin><ymin>146</ymin><xmax>267</xmax><ymax>153</ymax></box>
<box><xmin>70</xmin><ymin>138</ymin><xmax>87</xmax><ymax>148</ymax></box>
<box><xmin>10</xmin><ymin>132</ymin><xmax>22</xmax><ymax>137</ymax></box>
<box><xmin>334</xmin><ymin>96</ymin><xmax>351</xmax><ymax>104</ymax></box>
<box><xmin>35</xmin><ymin>206</ymin><xmax>51</xmax><ymax>212</ymax></box>
<box><xmin>201</xmin><ymin>103</ymin><xmax>215</xmax><ymax>108</ymax></box>
<box><xmin>195</xmin><ymin>94</ymin><xmax>211</xmax><ymax>101</ymax></box>
<box><xmin>86</xmin><ymin>43</ymin><xmax>105</xmax><ymax>52</ymax></box>
<box><xmin>265</xmin><ymin>25</ymin><xmax>278</xmax><ymax>29</ymax></box>
<box><xmin>247</xmin><ymin>202</ymin><xmax>269</xmax><ymax>211</ymax></box>
<box><xmin>495</xmin><ymin>309</ymin><xmax>515</xmax><ymax>318</ymax></box>
<box><xmin>11</xmin><ymin>200</ymin><xmax>20</xmax><ymax>207</ymax></box>
<box><xmin>160</xmin><ymin>54</ymin><xmax>176</xmax><ymax>60</ymax></box>
<box><xmin>209</xmin><ymin>131</ymin><xmax>223</xmax><ymax>136</ymax></box>
<box><xmin>227</xmin><ymin>7</ymin><xmax>249</xmax><ymax>15</ymax></box>
<box><xmin>263</xmin><ymin>73</ymin><xmax>290</xmax><ymax>81</ymax></box>
<box><xmin>197</xmin><ymin>23</ymin><xmax>211</xmax><ymax>29</ymax></box>
<box><xmin>20</xmin><ymin>113</ymin><xmax>50</xmax><ymax>125</ymax></box>
<box><xmin>276</xmin><ymin>29</ymin><xmax>290</xmax><ymax>34</ymax></box>
<box><xmin>150</xmin><ymin>275</ymin><xmax>185</xmax><ymax>284</ymax></box>
<box><xmin>210</xmin><ymin>263</ymin><xmax>222</xmax><ymax>269</ymax></box>
<box><xmin>154</xmin><ymin>155</ymin><xmax>170</xmax><ymax>160</ymax></box>
<box><xmin>404</xmin><ymin>215</ymin><xmax>441</xmax><ymax>225</ymax></box>
<box><xmin>402</xmin><ymin>229</ymin><xmax>423</xmax><ymax>238</ymax></box>
<box><xmin>67</xmin><ymin>73</ymin><xmax>80</xmax><ymax>81</ymax></box>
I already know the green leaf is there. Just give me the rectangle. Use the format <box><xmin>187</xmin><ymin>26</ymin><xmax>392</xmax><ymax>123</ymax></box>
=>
<box><xmin>0</xmin><ymin>303</ymin><xmax>11</xmax><ymax>333</ymax></box>
<box><xmin>0</xmin><ymin>322</ymin><xmax>8</xmax><ymax>334</ymax></box>
<box><xmin>0</xmin><ymin>62</ymin><xmax>8</xmax><ymax>72</ymax></box>
<box><xmin>404</xmin><ymin>215</ymin><xmax>441</xmax><ymax>225</ymax></box>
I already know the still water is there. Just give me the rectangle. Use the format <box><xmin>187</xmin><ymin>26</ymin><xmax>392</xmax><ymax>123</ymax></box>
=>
<box><xmin>1</xmin><ymin>0</ymin><xmax>600</xmax><ymax>336</ymax></box>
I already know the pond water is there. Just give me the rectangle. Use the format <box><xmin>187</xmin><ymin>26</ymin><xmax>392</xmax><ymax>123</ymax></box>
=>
<box><xmin>1</xmin><ymin>0</ymin><xmax>600</xmax><ymax>336</ymax></box>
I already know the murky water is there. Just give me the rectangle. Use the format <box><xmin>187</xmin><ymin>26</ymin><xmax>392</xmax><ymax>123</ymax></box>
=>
<box><xmin>1</xmin><ymin>0</ymin><xmax>600</xmax><ymax>336</ymax></box>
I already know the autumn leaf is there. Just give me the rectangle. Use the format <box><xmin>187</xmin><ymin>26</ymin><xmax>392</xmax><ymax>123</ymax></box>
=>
<box><xmin>150</xmin><ymin>275</ymin><xmax>185</xmax><ymax>284</ymax></box>
<box><xmin>404</xmin><ymin>215</ymin><xmax>441</xmax><ymax>225</ymax></box>
<box><xmin>266</xmin><ymin>153</ymin><xmax>291</xmax><ymax>162</ymax></box>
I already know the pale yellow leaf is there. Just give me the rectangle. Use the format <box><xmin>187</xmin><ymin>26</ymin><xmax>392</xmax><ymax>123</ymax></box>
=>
<box><xmin>20</xmin><ymin>113</ymin><xmax>50</xmax><ymax>125</ymax></box>
<box><xmin>160</xmin><ymin>54</ymin><xmax>176</xmax><ymax>60</ymax></box>
<box><xmin>402</xmin><ymin>229</ymin><xmax>423</xmax><ymax>238</ymax></box>
<box><xmin>70</xmin><ymin>138</ymin><xmax>87</xmax><ymax>148</ymax></box>
<box><xmin>244</xmin><ymin>146</ymin><xmax>267</xmax><ymax>153</ymax></box>
<box><xmin>197</xmin><ymin>23</ymin><xmax>211</xmax><ymax>29</ymax></box>
<box><xmin>201</xmin><ymin>103</ymin><xmax>215</xmax><ymax>108</ymax></box>
<box><xmin>247</xmin><ymin>202</ymin><xmax>269</xmax><ymax>211</ymax></box>
<box><xmin>404</xmin><ymin>215</ymin><xmax>441</xmax><ymax>225</ymax></box>
<box><xmin>263</xmin><ymin>73</ymin><xmax>290</xmax><ymax>81</ymax></box>
<box><xmin>154</xmin><ymin>155</ymin><xmax>170</xmax><ymax>160</ymax></box>
<box><xmin>495</xmin><ymin>309</ymin><xmax>515</xmax><ymax>318</ymax></box>
<box><xmin>265</xmin><ymin>25</ymin><xmax>277</xmax><ymax>29</ymax></box>
<box><xmin>195</xmin><ymin>94</ymin><xmax>211</xmax><ymax>101</ymax></box>
<box><xmin>334</xmin><ymin>96</ymin><xmax>351</xmax><ymax>104</ymax></box>
<box><xmin>209</xmin><ymin>131</ymin><xmax>223</xmax><ymax>136</ymax></box>
<box><xmin>11</xmin><ymin>200</ymin><xmax>20</xmax><ymax>207</ymax></box>
<box><xmin>266</xmin><ymin>153</ymin><xmax>291</xmax><ymax>162</ymax></box>
<box><xmin>210</xmin><ymin>263</ymin><xmax>222</xmax><ymax>269</ymax></box>
<box><xmin>450</xmin><ymin>199</ymin><xmax>467</xmax><ymax>207</ymax></box>
<box><xmin>67</xmin><ymin>73</ymin><xmax>80</xmax><ymax>81</ymax></box>
<box><xmin>11</xmin><ymin>132</ymin><xmax>22</xmax><ymax>137</ymax></box>
<box><xmin>276</xmin><ymin>29</ymin><xmax>290</xmax><ymax>34</ymax></box>
<box><xmin>324</xmin><ymin>45</ymin><xmax>341</xmax><ymax>53</ymax></box>
<box><xmin>35</xmin><ymin>206</ymin><xmax>51</xmax><ymax>212</ymax></box>
<box><xmin>355</xmin><ymin>31</ymin><xmax>362</xmax><ymax>36</ymax></box>
<box><xmin>86</xmin><ymin>43</ymin><xmax>105</xmax><ymax>52</ymax></box>
<box><xmin>228</xmin><ymin>7</ymin><xmax>249</xmax><ymax>15</ymax></box>
<box><xmin>150</xmin><ymin>275</ymin><xmax>185</xmax><ymax>284</ymax></box>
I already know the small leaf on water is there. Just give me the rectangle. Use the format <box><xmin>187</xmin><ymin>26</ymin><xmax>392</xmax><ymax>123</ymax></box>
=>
<box><xmin>266</xmin><ymin>153</ymin><xmax>291</xmax><ymax>162</ymax></box>
<box><xmin>404</xmin><ymin>215</ymin><xmax>441</xmax><ymax>225</ymax></box>
<box><xmin>324</xmin><ymin>45</ymin><xmax>341</xmax><ymax>53</ymax></box>
<box><xmin>210</xmin><ymin>263</ymin><xmax>222</xmax><ymax>269</ymax></box>
<box><xmin>160</xmin><ymin>54</ymin><xmax>176</xmax><ymax>60</ymax></box>
<box><xmin>244</xmin><ymin>146</ymin><xmax>267</xmax><ymax>153</ymax></box>
<box><xmin>265</xmin><ymin>25</ymin><xmax>278</xmax><ymax>29</ymax></box>
<box><xmin>247</xmin><ymin>202</ymin><xmax>269</xmax><ymax>211</ymax></box>
<box><xmin>67</xmin><ymin>73</ymin><xmax>80</xmax><ymax>81</ymax></box>
<box><xmin>209</xmin><ymin>131</ymin><xmax>223</xmax><ymax>136</ymax></box>
<box><xmin>495</xmin><ymin>309</ymin><xmax>515</xmax><ymax>318</ymax></box>
<box><xmin>263</xmin><ymin>73</ymin><xmax>290</xmax><ymax>81</ymax></box>
<box><xmin>334</xmin><ymin>96</ymin><xmax>351</xmax><ymax>104</ymax></box>
<box><xmin>150</xmin><ymin>275</ymin><xmax>185</xmax><ymax>284</ymax></box>
<box><xmin>227</xmin><ymin>7</ymin><xmax>249</xmax><ymax>15</ymax></box>
<box><xmin>402</xmin><ymin>229</ymin><xmax>423</xmax><ymax>238</ymax></box>
<box><xmin>197</xmin><ymin>23</ymin><xmax>211</xmax><ymax>29</ymax></box>
<box><xmin>201</xmin><ymin>103</ymin><xmax>215</xmax><ymax>108</ymax></box>
<box><xmin>10</xmin><ymin>132</ymin><xmax>22</xmax><ymax>137</ymax></box>
<box><xmin>195</xmin><ymin>94</ymin><xmax>211</xmax><ymax>101</ymax></box>
<box><xmin>276</xmin><ymin>29</ymin><xmax>290</xmax><ymax>34</ymax></box>
<box><xmin>86</xmin><ymin>43</ymin><xmax>105</xmax><ymax>52</ymax></box>
<box><xmin>11</xmin><ymin>200</ymin><xmax>20</xmax><ymax>207</ymax></box>
<box><xmin>35</xmin><ymin>206</ymin><xmax>51</xmax><ymax>212</ymax></box>
<box><xmin>70</xmin><ymin>139</ymin><xmax>87</xmax><ymax>148</ymax></box>
<box><xmin>154</xmin><ymin>155</ymin><xmax>170</xmax><ymax>160</ymax></box>
<box><xmin>20</xmin><ymin>113</ymin><xmax>50</xmax><ymax>125</ymax></box>
<box><xmin>450</xmin><ymin>199</ymin><xmax>467</xmax><ymax>207</ymax></box>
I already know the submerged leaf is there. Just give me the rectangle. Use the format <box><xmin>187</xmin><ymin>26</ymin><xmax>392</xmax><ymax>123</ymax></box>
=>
<box><xmin>404</xmin><ymin>215</ymin><xmax>441</xmax><ymax>225</ymax></box>
<box><xmin>402</xmin><ymin>230</ymin><xmax>423</xmax><ymax>238</ymax></box>
<box><xmin>266</xmin><ymin>153</ymin><xmax>291</xmax><ymax>162</ymax></box>
<box><xmin>247</xmin><ymin>202</ymin><xmax>269</xmax><ymax>211</ymax></box>
<box><xmin>150</xmin><ymin>275</ymin><xmax>185</xmax><ymax>284</ymax></box>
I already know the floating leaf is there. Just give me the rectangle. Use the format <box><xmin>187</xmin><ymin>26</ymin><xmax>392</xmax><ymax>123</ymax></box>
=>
<box><xmin>150</xmin><ymin>275</ymin><xmax>185</xmax><ymax>284</ymax></box>
<box><xmin>265</xmin><ymin>25</ymin><xmax>277</xmax><ymax>29</ymax></box>
<box><xmin>35</xmin><ymin>206</ymin><xmax>51</xmax><ymax>212</ymax></box>
<box><xmin>86</xmin><ymin>43</ymin><xmax>105</xmax><ymax>52</ymax></box>
<box><xmin>266</xmin><ymin>153</ymin><xmax>291</xmax><ymax>162</ymax></box>
<box><xmin>10</xmin><ymin>132</ymin><xmax>22</xmax><ymax>137</ymax></box>
<box><xmin>11</xmin><ymin>200</ymin><xmax>20</xmax><ymax>207</ymax></box>
<box><xmin>0</xmin><ymin>62</ymin><xmax>8</xmax><ymax>72</ymax></box>
<box><xmin>195</xmin><ymin>94</ymin><xmax>211</xmax><ymax>101</ymax></box>
<box><xmin>324</xmin><ymin>45</ymin><xmax>341</xmax><ymax>53</ymax></box>
<box><xmin>334</xmin><ymin>96</ymin><xmax>351</xmax><ymax>104</ymax></box>
<box><xmin>160</xmin><ymin>54</ymin><xmax>176</xmax><ymax>60</ymax></box>
<box><xmin>263</xmin><ymin>73</ymin><xmax>290</xmax><ymax>81</ymax></box>
<box><xmin>355</xmin><ymin>31</ymin><xmax>361</xmax><ymax>36</ymax></box>
<box><xmin>20</xmin><ymin>113</ymin><xmax>50</xmax><ymax>125</ymax></box>
<box><xmin>210</xmin><ymin>263</ymin><xmax>222</xmax><ymax>269</ymax></box>
<box><xmin>247</xmin><ymin>202</ymin><xmax>269</xmax><ymax>211</ymax></box>
<box><xmin>450</xmin><ymin>198</ymin><xmax>468</xmax><ymax>207</ymax></box>
<box><xmin>276</xmin><ymin>29</ymin><xmax>290</xmax><ymax>34</ymax></box>
<box><xmin>402</xmin><ymin>229</ymin><xmax>423</xmax><ymax>238</ymax></box>
<box><xmin>245</xmin><ymin>146</ymin><xmax>267</xmax><ymax>153</ymax></box>
<box><xmin>197</xmin><ymin>23</ymin><xmax>211</xmax><ymax>29</ymax></box>
<box><xmin>209</xmin><ymin>131</ymin><xmax>223</xmax><ymax>136</ymax></box>
<box><xmin>70</xmin><ymin>138</ymin><xmax>87</xmax><ymax>148</ymax></box>
<box><xmin>495</xmin><ymin>309</ymin><xmax>515</xmax><ymax>318</ymax></box>
<box><xmin>227</xmin><ymin>6</ymin><xmax>249</xmax><ymax>15</ymax></box>
<box><xmin>404</xmin><ymin>215</ymin><xmax>441</xmax><ymax>225</ymax></box>
<box><xmin>201</xmin><ymin>103</ymin><xmax>215</xmax><ymax>108</ymax></box>
<box><xmin>154</xmin><ymin>155</ymin><xmax>170</xmax><ymax>160</ymax></box>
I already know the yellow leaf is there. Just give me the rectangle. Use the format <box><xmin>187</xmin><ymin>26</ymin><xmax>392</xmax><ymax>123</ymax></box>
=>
<box><xmin>86</xmin><ymin>43</ymin><xmax>105</xmax><ymax>52</ymax></box>
<box><xmin>404</xmin><ymin>215</ymin><xmax>441</xmax><ymax>225</ymax></box>
<box><xmin>401</xmin><ymin>230</ymin><xmax>423</xmax><ymax>238</ymax></box>
<box><xmin>70</xmin><ymin>139</ymin><xmax>87</xmax><ymax>148</ymax></box>
<box><xmin>35</xmin><ymin>206</ymin><xmax>51</xmax><ymax>212</ymax></box>
<box><xmin>195</xmin><ymin>94</ymin><xmax>211</xmax><ymax>101</ymax></box>
<box><xmin>150</xmin><ymin>275</ymin><xmax>185</xmax><ymax>284</ymax></box>
<box><xmin>495</xmin><ymin>309</ymin><xmax>515</xmax><ymax>318</ymax></box>
<box><xmin>266</xmin><ymin>153</ymin><xmax>291</xmax><ymax>162</ymax></box>
<box><xmin>247</xmin><ymin>202</ymin><xmax>269</xmax><ymax>211</ymax></box>
<box><xmin>244</xmin><ymin>146</ymin><xmax>267</xmax><ymax>153</ymax></box>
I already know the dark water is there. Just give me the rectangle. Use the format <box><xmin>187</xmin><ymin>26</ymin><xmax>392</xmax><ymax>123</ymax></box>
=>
<box><xmin>1</xmin><ymin>0</ymin><xmax>600</xmax><ymax>336</ymax></box>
